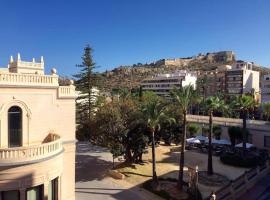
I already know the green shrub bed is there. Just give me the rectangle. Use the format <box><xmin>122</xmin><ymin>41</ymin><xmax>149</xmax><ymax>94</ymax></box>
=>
<box><xmin>220</xmin><ymin>152</ymin><xmax>263</xmax><ymax>168</ymax></box>
<box><xmin>142</xmin><ymin>178</ymin><xmax>202</xmax><ymax>200</ymax></box>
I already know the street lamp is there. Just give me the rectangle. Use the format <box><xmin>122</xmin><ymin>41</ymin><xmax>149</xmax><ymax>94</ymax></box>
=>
<box><xmin>195</xmin><ymin>165</ymin><xmax>199</xmax><ymax>200</ymax></box>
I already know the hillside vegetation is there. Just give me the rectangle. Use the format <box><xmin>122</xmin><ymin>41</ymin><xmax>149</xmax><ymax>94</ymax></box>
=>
<box><xmin>98</xmin><ymin>51</ymin><xmax>270</xmax><ymax>91</ymax></box>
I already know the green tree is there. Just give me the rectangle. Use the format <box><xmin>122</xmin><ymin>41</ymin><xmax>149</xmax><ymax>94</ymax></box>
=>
<box><xmin>110</xmin><ymin>143</ymin><xmax>125</xmax><ymax>168</ymax></box>
<box><xmin>74</xmin><ymin>45</ymin><xmax>99</xmax><ymax>139</ymax></box>
<box><xmin>228</xmin><ymin>126</ymin><xmax>243</xmax><ymax>146</ymax></box>
<box><xmin>213</xmin><ymin>125</ymin><xmax>222</xmax><ymax>140</ymax></box>
<box><xmin>232</xmin><ymin>95</ymin><xmax>255</xmax><ymax>150</ymax></box>
<box><xmin>142</xmin><ymin>99</ymin><xmax>173</xmax><ymax>188</ymax></box>
<box><xmin>94</xmin><ymin>102</ymin><xmax>127</xmax><ymax>164</ymax></box>
<box><xmin>197</xmin><ymin>76</ymin><xmax>209</xmax><ymax>103</ymax></box>
<box><xmin>171</xmin><ymin>85</ymin><xmax>198</xmax><ymax>189</ymax></box>
<box><xmin>262</xmin><ymin>102</ymin><xmax>270</xmax><ymax>120</ymax></box>
<box><xmin>205</xmin><ymin>96</ymin><xmax>227</xmax><ymax>175</ymax></box>
<box><xmin>187</xmin><ymin>123</ymin><xmax>200</xmax><ymax>137</ymax></box>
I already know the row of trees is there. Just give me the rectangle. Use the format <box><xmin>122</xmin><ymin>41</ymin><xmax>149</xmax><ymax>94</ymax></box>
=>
<box><xmin>74</xmin><ymin>45</ymin><xmax>269</xmax><ymax>190</ymax></box>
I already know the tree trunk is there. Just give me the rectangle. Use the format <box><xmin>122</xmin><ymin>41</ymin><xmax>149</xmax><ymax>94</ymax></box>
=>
<box><xmin>151</xmin><ymin>129</ymin><xmax>158</xmax><ymax>186</ymax></box>
<box><xmin>178</xmin><ymin>111</ymin><xmax>187</xmax><ymax>189</ymax></box>
<box><xmin>208</xmin><ymin>111</ymin><xmax>214</xmax><ymax>175</ymax></box>
<box><xmin>242</xmin><ymin>110</ymin><xmax>247</xmax><ymax>151</ymax></box>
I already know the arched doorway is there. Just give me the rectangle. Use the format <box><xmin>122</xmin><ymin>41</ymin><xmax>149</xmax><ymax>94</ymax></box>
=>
<box><xmin>8</xmin><ymin>106</ymin><xmax>22</xmax><ymax>147</ymax></box>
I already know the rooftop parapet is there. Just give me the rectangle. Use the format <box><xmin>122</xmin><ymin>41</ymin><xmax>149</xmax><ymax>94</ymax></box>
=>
<box><xmin>9</xmin><ymin>53</ymin><xmax>45</xmax><ymax>74</ymax></box>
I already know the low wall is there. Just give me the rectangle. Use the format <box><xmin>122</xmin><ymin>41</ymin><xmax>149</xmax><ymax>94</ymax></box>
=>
<box><xmin>187</xmin><ymin>115</ymin><xmax>270</xmax><ymax>151</ymax></box>
<box><xmin>205</xmin><ymin>160</ymin><xmax>270</xmax><ymax>200</ymax></box>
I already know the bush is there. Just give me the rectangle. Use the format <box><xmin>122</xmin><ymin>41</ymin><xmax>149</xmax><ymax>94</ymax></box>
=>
<box><xmin>220</xmin><ymin>152</ymin><xmax>262</xmax><ymax>168</ymax></box>
<box><xmin>228</xmin><ymin>126</ymin><xmax>243</xmax><ymax>146</ymax></box>
<box><xmin>76</xmin><ymin>124</ymin><xmax>90</xmax><ymax>141</ymax></box>
<box><xmin>213</xmin><ymin>125</ymin><xmax>222</xmax><ymax>140</ymax></box>
<box><xmin>202</xmin><ymin>127</ymin><xmax>209</xmax><ymax>136</ymax></box>
<box><xmin>142</xmin><ymin>180</ymin><xmax>173</xmax><ymax>200</ymax></box>
<box><xmin>142</xmin><ymin>178</ymin><xmax>202</xmax><ymax>200</ymax></box>
<box><xmin>188</xmin><ymin>123</ymin><xmax>200</xmax><ymax>137</ymax></box>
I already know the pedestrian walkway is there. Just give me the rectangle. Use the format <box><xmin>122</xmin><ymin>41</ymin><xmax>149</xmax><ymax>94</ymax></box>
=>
<box><xmin>75</xmin><ymin>142</ymin><xmax>164</xmax><ymax>200</ymax></box>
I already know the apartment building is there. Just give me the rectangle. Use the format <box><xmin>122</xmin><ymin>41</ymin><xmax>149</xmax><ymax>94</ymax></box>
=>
<box><xmin>0</xmin><ymin>54</ymin><xmax>76</xmax><ymax>200</ymax></box>
<box><xmin>197</xmin><ymin>61</ymin><xmax>260</xmax><ymax>101</ymax></box>
<box><xmin>226</xmin><ymin>61</ymin><xmax>260</xmax><ymax>97</ymax></box>
<box><xmin>141</xmin><ymin>70</ymin><xmax>197</xmax><ymax>99</ymax></box>
<box><xmin>261</xmin><ymin>75</ymin><xmax>270</xmax><ymax>103</ymax></box>
<box><xmin>198</xmin><ymin>65</ymin><xmax>230</xmax><ymax>97</ymax></box>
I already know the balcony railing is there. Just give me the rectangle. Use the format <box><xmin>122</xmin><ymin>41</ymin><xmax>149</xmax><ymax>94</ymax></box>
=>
<box><xmin>0</xmin><ymin>73</ymin><xmax>59</xmax><ymax>87</ymax></box>
<box><xmin>58</xmin><ymin>85</ymin><xmax>77</xmax><ymax>98</ymax></box>
<box><xmin>0</xmin><ymin>134</ymin><xmax>63</xmax><ymax>166</ymax></box>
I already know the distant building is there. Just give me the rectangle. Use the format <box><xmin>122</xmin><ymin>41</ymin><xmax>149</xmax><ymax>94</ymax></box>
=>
<box><xmin>261</xmin><ymin>75</ymin><xmax>270</xmax><ymax>103</ymax></box>
<box><xmin>206</xmin><ymin>51</ymin><xmax>235</xmax><ymax>63</ymax></box>
<box><xmin>141</xmin><ymin>70</ymin><xmax>197</xmax><ymax>99</ymax></box>
<box><xmin>0</xmin><ymin>53</ymin><xmax>76</xmax><ymax>200</ymax></box>
<box><xmin>198</xmin><ymin>61</ymin><xmax>260</xmax><ymax>101</ymax></box>
<box><xmin>198</xmin><ymin>65</ymin><xmax>231</xmax><ymax>97</ymax></box>
<box><xmin>226</xmin><ymin>61</ymin><xmax>260</xmax><ymax>97</ymax></box>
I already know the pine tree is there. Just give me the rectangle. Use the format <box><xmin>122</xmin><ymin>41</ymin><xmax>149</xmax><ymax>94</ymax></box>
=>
<box><xmin>73</xmin><ymin>45</ymin><xmax>98</xmax><ymax>139</ymax></box>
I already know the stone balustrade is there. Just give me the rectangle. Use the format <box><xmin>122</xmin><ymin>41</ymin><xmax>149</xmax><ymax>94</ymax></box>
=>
<box><xmin>0</xmin><ymin>73</ymin><xmax>59</xmax><ymax>87</ymax></box>
<box><xmin>58</xmin><ymin>85</ymin><xmax>77</xmax><ymax>98</ymax></box>
<box><xmin>0</xmin><ymin>134</ymin><xmax>63</xmax><ymax>166</ymax></box>
<box><xmin>206</xmin><ymin>160</ymin><xmax>270</xmax><ymax>200</ymax></box>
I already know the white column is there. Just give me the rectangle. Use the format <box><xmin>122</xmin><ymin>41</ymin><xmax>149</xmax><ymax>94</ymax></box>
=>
<box><xmin>43</xmin><ymin>181</ymin><xmax>49</xmax><ymax>200</ymax></box>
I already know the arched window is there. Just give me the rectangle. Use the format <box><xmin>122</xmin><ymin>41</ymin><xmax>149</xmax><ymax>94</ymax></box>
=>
<box><xmin>8</xmin><ymin>106</ymin><xmax>22</xmax><ymax>147</ymax></box>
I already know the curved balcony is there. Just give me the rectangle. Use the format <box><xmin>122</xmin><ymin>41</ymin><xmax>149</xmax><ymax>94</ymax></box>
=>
<box><xmin>0</xmin><ymin>134</ymin><xmax>63</xmax><ymax>166</ymax></box>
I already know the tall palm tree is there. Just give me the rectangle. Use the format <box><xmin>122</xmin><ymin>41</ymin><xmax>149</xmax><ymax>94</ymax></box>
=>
<box><xmin>142</xmin><ymin>100</ymin><xmax>173</xmax><ymax>187</ymax></box>
<box><xmin>197</xmin><ymin>76</ymin><xmax>209</xmax><ymax>103</ymax></box>
<box><xmin>262</xmin><ymin>102</ymin><xmax>270</xmax><ymax>121</ymax></box>
<box><xmin>171</xmin><ymin>85</ymin><xmax>198</xmax><ymax>189</ymax></box>
<box><xmin>205</xmin><ymin>96</ymin><xmax>227</xmax><ymax>175</ymax></box>
<box><xmin>232</xmin><ymin>95</ymin><xmax>255</xmax><ymax>150</ymax></box>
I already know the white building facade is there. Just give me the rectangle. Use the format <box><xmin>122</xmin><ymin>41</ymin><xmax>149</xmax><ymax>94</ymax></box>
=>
<box><xmin>226</xmin><ymin>61</ymin><xmax>260</xmax><ymax>99</ymax></box>
<box><xmin>0</xmin><ymin>54</ymin><xmax>76</xmax><ymax>200</ymax></box>
<box><xmin>141</xmin><ymin>70</ymin><xmax>197</xmax><ymax>99</ymax></box>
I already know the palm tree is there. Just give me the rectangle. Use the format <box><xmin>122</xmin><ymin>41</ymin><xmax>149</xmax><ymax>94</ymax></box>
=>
<box><xmin>197</xmin><ymin>76</ymin><xmax>208</xmax><ymax>103</ymax></box>
<box><xmin>142</xmin><ymin>100</ymin><xmax>173</xmax><ymax>188</ymax></box>
<box><xmin>205</xmin><ymin>96</ymin><xmax>227</xmax><ymax>175</ymax></box>
<box><xmin>262</xmin><ymin>102</ymin><xmax>270</xmax><ymax>121</ymax></box>
<box><xmin>232</xmin><ymin>95</ymin><xmax>255</xmax><ymax>150</ymax></box>
<box><xmin>171</xmin><ymin>85</ymin><xmax>198</xmax><ymax>189</ymax></box>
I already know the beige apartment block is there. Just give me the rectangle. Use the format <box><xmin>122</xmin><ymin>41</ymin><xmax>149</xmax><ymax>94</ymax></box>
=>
<box><xmin>261</xmin><ymin>74</ymin><xmax>270</xmax><ymax>103</ymax></box>
<box><xmin>0</xmin><ymin>54</ymin><xmax>76</xmax><ymax>200</ymax></box>
<box><xmin>226</xmin><ymin>61</ymin><xmax>260</xmax><ymax>97</ymax></box>
<box><xmin>197</xmin><ymin>61</ymin><xmax>260</xmax><ymax>102</ymax></box>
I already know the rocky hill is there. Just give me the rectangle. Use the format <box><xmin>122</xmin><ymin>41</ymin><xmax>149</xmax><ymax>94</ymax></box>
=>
<box><xmin>98</xmin><ymin>51</ymin><xmax>270</xmax><ymax>91</ymax></box>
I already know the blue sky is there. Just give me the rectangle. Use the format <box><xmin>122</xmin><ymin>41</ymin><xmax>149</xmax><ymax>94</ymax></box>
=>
<box><xmin>0</xmin><ymin>0</ymin><xmax>269</xmax><ymax>76</ymax></box>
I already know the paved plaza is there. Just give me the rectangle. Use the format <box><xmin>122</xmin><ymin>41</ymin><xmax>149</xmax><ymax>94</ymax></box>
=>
<box><xmin>75</xmin><ymin>142</ymin><xmax>161</xmax><ymax>200</ymax></box>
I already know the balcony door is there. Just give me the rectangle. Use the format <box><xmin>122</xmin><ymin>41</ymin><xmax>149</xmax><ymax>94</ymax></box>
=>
<box><xmin>8</xmin><ymin>106</ymin><xmax>22</xmax><ymax>147</ymax></box>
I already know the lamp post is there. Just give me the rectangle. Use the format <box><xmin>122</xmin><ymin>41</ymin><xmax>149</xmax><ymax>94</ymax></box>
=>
<box><xmin>195</xmin><ymin>165</ymin><xmax>199</xmax><ymax>200</ymax></box>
